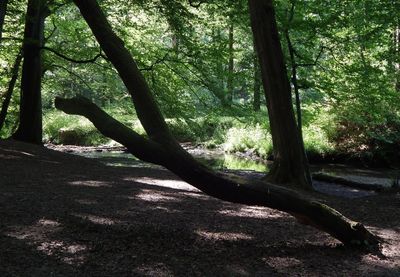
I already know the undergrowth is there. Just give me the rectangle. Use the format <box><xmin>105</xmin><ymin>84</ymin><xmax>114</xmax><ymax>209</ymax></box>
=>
<box><xmin>41</xmin><ymin>106</ymin><xmax>400</xmax><ymax>165</ymax></box>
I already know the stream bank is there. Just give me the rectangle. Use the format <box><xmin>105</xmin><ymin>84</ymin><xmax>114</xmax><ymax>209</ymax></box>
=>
<box><xmin>46</xmin><ymin>143</ymin><xmax>399</xmax><ymax>199</ymax></box>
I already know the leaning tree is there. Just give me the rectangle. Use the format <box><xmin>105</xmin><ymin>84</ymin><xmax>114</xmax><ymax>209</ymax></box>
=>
<box><xmin>55</xmin><ymin>0</ymin><xmax>379</xmax><ymax>247</ymax></box>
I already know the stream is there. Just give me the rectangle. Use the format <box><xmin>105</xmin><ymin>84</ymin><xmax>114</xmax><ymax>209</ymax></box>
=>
<box><xmin>77</xmin><ymin>147</ymin><xmax>269</xmax><ymax>172</ymax></box>
<box><xmin>48</xmin><ymin>145</ymin><xmax>399</xmax><ymax>199</ymax></box>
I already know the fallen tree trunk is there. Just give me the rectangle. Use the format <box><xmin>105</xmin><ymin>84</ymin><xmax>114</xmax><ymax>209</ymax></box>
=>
<box><xmin>313</xmin><ymin>172</ymin><xmax>387</xmax><ymax>192</ymax></box>
<box><xmin>60</xmin><ymin>0</ymin><xmax>381</xmax><ymax>248</ymax></box>
<box><xmin>56</xmin><ymin>96</ymin><xmax>380</xmax><ymax>247</ymax></box>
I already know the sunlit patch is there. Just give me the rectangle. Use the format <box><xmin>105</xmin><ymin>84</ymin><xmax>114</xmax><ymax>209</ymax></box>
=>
<box><xmin>20</xmin><ymin>151</ymin><xmax>35</xmax><ymax>157</ymax></box>
<box><xmin>219</xmin><ymin>206</ymin><xmax>284</xmax><ymax>219</ymax></box>
<box><xmin>69</xmin><ymin>180</ymin><xmax>112</xmax><ymax>187</ymax></box>
<box><xmin>153</xmin><ymin>206</ymin><xmax>172</xmax><ymax>212</ymax></box>
<box><xmin>263</xmin><ymin>257</ymin><xmax>302</xmax><ymax>269</ymax></box>
<box><xmin>135</xmin><ymin>189</ymin><xmax>179</xmax><ymax>202</ymax></box>
<box><xmin>125</xmin><ymin>177</ymin><xmax>199</xmax><ymax>191</ymax></box>
<box><xmin>369</xmin><ymin>228</ymin><xmax>400</xmax><ymax>259</ymax></box>
<box><xmin>38</xmin><ymin>219</ymin><xmax>61</xmax><ymax>227</ymax></box>
<box><xmin>360</xmin><ymin>253</ymin><xmax>400</xmax><ymax>273</ymax></box>
<box><xmin>36</xmin><ymin>241</ymin><xmax>87</xmax><ymax>264</ymax></box>
<box><xmin>180</xmin><ymin>191</ymin><xmax>210</xmax><ymax>200</ymax></box>
<box><xmin>73</xmin><ymin>213</ymin><xmax>121</xmax><ymax>225</ymax></box>
<box><xmin>7</xmin><ymin>219</ymin><xmax>62</xmax><ymax>241</ymax></box>
<box><xmin>5</xmin><ymin>219</ymin><xmax>88</xmax><ymax>265</ymax></box>
<box><xmin>132</xmin><ymin>263</ymin><xmax>174</xmax><ymax>276</ymax></box>
<box><xmin>195</xmin><ymin>230</ymin><xmax>253</xmax><ymax>241</ymax></box>
<box><xmin>1</xmin><ymin>149</ymin><xmax>36</xmax><ymax>158</ymax></box>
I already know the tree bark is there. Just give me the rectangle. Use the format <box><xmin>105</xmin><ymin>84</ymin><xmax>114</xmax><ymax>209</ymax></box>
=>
<box><xmin>62</xmin><ymin>0</ymin><xmax>381</xmax><ymax>248</ymax></box>
<box><xmin>248</xmin><ymin>0</ymin><xmax>312</xmax><ymax>190</ymax></box>
<box><xmin>253</xmin><ymin>42</ymin><xmax>261</xmax><ymax>111</ymax></box>
<box><xmin>227</xmin><ymin>21</ymin><xmax>234</xmax><ymax>104</ymax></box>
<box><xmin>0</xmin><ymin>50</ymin><xmax>23</xmax><ymax>131</ymax></box>
<box><xmin>394</xmin><ymin>23</ymin><xmax>400</xmax><ymax>92</ymax></box>
<box><xmin>0</xmin><ymin>0</ymin><xmax>7</xmax><ymax>44</ymax></box>
<box><xmin>13</xmin><ymin>0</ymin><xmax>48</xmax><ymax>144</ymax></box>
<box><xmin>56</xmin><ymin>95</ymin><xmax>380</xmax><ymax>248</ymax></box>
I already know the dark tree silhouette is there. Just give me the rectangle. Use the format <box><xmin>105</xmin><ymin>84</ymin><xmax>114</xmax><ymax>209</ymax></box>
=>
<box><xmin>13</xmin><ymin>0</ymin><xmax>48</xmax><ymax>144</ymax></box>
<box><xmin>249</xmin><ymin>0</ymin><xmax>312</xmax><ymax>190</ymax></box>
<box><xmin>55</xmin><ymin>0</ymin><xmax>379</xmax><ymax>247</ymax></box>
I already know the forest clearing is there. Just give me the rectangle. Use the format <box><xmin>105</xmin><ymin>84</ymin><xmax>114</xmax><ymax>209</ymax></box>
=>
<box><xmin>1</xmin><ymin>0</ymin><xmax>400</xmax><ymax>276</ymax></box>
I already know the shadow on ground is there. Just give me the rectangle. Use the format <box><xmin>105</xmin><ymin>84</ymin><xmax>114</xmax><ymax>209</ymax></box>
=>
<box><xmin>0</xmin><ymin>140</ymin><xmax>399</xmax><ymax>276</ymax></box>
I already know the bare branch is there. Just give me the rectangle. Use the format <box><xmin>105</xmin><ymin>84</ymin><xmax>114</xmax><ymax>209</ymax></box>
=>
<box><xmin>42</xmin><ymin>46</ymin><xmax>106</xmax><ymax>64</ymax></box>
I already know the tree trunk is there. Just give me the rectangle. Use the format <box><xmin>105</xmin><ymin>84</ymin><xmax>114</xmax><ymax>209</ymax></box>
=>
<box><xmin>0</xmin><ymin>0</ymin><xmax>7</xmax><ymax>44</ymax></box>
<box><xmin>0</xmin><ymin>50</ymin><xmax>23</xmax><ymax>131</ymax></box>
<box><xmin>395</xmin><ymin>23</ymin><xmax>400</xmax><ymax>92</ymax></box>
<box><xmin>248</xmin><ymin>0</ymin><xmax>312</xmax><ymax>190</ymax></box>
<box><xmin>285</xmin><ymin>30</ymin><xmax>302</xmax><ymax>135</ymax></box>
<box><xmin>61</xmin><ymin>0</ymin><xmax>381</xmax><ymax>248</ymax></box>
<box><xmin>12</xmin><ymin>0</ymin><xmax>47</xmax><ymax>144</ymax></box>
<box><xmin>253</xmin><ymin>42</ymin><xmax>261</xmax><ymax>111</ymax></box>
<box><xmin>227</xmin><ymin>21</ymin><xmax>234</xmax><ymax>104</ymax></box>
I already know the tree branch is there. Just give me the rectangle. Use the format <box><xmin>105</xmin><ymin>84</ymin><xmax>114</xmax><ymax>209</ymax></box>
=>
<box><xmin>55</xmin><ymin>96</ymin><xmax>166</xmax><ymax>164</ymax></box>
<box><xmin>55</xmin><ymin>95</ymin><xmax>381</xmax><ymax>248</ymax></box>
<box><xmin>42</xmin><ymin>46</ymin><xmax>106</xmax><ymax>64</ymax></box>
<box><xmin>188</xmin><ymin>0</ymin><xmax>206</xmax><ymax>8</ymax></box>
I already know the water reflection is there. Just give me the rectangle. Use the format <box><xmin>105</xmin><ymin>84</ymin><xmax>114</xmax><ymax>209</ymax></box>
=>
<box><xmin>76</xmin><ymin>150</ymin><xmax>269</xmax><ymax>172</ymax></box>
<box><xmin>196</xmin><ymin>154</ymin><xmax>268</xmax><ymax>172</ymax></box>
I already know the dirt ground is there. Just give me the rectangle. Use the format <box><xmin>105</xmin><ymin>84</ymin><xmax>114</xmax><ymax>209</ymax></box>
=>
<box><xmin>0</xmin><ymin>139</ymin><xmax>399</xmax><ymax>276</ymax></box>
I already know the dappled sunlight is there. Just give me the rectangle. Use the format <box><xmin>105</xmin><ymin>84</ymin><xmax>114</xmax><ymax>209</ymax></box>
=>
<box><xmin>126</xmin><ymin>176</ymin><xmax>199</xmax><ymax>191</ymax></box>
<box><xmin>6</xmin><ymin>219</ymin><xmax>62</xmax><ymax>241</ymax></box>
<box><xmin>359</xmin><ymin>254</ymin><xmax>400</xmax><ymax>273</ymax></box>
<box><xmin>135</xmin><ymin>189</ymin><xmax>180</xmax><ymax>202</ymax></box>
<box><xmin>195</xmin><ymin>230</ymin><xmax>253</xmax><ymax>241</ymax></box>
<box><xmin>0</xmin><ymin>148</ymin><xmax>61</xmax><ymax>164</ymax></box>
<box><xmin>369</xmin><ymin>227</ymin><xmax>400</xmax><ymax>259</ymax></box>
<box><xmin>180</xmin><ymin>191</ymin><xmax>210</xmax><ymax>200</ymax></box>
<box><xmin>0</xmin><ymin>148</ymin><xmax>35</xmax><ymax>158</ymax></box>
<box><xmin>133</xmin><ymin>263</ymin><xmax>173</xmax><ymax>276</ymax></box>
<box><xmin>72</xmin><ymin>213</ymin><xmax>122</xmax><ymax>225</ymax></box>
<box><xmin>68</xmin><ymin>180</ymin><xmax>112</xmax><ymax>188</ymax></box>
<box><xmin>219</xmin><ymin>206</ymin><xmax>285</xmax><ymax>219</ymax></box>
<box><xmin>5</xmin><ymin>219</ymin><xmax>88</xmax><ymax>265</ymax></box>
<box><xmin>262</xmin><ymin>257</ymin><xmax>303</xmax><ymax>270</ymax></box>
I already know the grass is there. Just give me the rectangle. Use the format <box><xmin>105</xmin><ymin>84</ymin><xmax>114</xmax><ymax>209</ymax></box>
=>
<box><xmin>42</xmin><ymin>108</ymin><xmax>337</xmax><ymax>161</ymax></box>
<box><xmin>45</xmin><ymin>104</ymin><xmax>384</xmax><ymax>168</ymax></box>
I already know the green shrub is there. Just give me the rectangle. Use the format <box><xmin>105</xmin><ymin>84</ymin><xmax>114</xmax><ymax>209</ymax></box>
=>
<box><xmin>222</xmin><ymin>124</ymin><xmax>273</xmax><ymax>159</ymax></box>
<box><xmin>43</xmin><ymin>111</ymin><xmax>110</xmax><ymax>145</ymax></box>
<box><xmin>303</xmin><ymin>125</ymin><xmax>335</xmax><ymax>157</ymax></box>
<box><xmin>166</xmin><ymin>118</ymin><xmax>197</xmax><ymax>142</ymax></box>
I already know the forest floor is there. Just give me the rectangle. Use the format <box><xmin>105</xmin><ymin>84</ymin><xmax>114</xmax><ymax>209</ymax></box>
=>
<box><xmin>0</xmin><ymin>139</ymin><xmax>399</xmax><ymax>276</ymax></box>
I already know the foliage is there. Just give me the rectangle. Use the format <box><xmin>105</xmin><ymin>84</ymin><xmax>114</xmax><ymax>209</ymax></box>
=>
<box><xmin>43</xmin><ymin>110</ymin><xmax>109</xmax><ymax>145</ymax></box>
<box><xmin>1</xmin><ymin>0</ymin><xmax>399</xmax><ymax>164</ymax></box>
<box><xmin>222</xmin><ymin>124</ymin><xmax>273</xmax><ymax>159</ymax></box>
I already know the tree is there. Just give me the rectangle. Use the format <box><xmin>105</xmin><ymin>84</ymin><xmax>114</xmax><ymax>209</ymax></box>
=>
<box><xmin>0</xmin><ymin>49</ymin><xmax>22</xmax><ymax>131</ymax></box>
<box><xmin>226</xmin><ymin>19</ymin><xmax>234</xmax><ymax>104</ymax></box>
<box><xmin>0</xmin><ymin>0</ymin><xmax>8</xmax><ymax>44</ymax></box>
<box><xmin>252</xmin><ymin>42</ymin><xmax>261</xmax><ymax>111</ymax></box>
<box><xmin>54</xmin><ymin>0</ymin><xmax>380</xmax><ymax>247</ymax></box>
<box><xmin>13</xmin><ymin>0</ymin><xmax>48</xmax><ymax>144</ymax></box>
<box><xmin>248</xmin><ymin>0</ymin><xmax>311</xmax><ymax>189</ymax></box>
